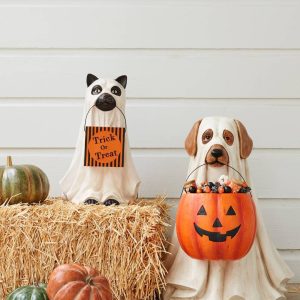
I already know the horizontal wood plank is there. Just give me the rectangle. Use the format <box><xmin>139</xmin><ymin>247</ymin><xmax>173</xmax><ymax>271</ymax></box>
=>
<box><xmin>0</xmin><ymin>99</ymin><xmax>299</xmax><ymax>148</ymax></box>
<box><xmin>0</xmin><ymin>51</ymin><xmax>300</xmax><ymax>98</ymax></box>
<box><xmin>0</xmin><ymin>1</ymin><xmax>300</xmax><ymax>49</ymax></box>
<box><xmin>0</xmin><ymin>148</ymin><xmax>299</xmax><ymax>199</ymax></box>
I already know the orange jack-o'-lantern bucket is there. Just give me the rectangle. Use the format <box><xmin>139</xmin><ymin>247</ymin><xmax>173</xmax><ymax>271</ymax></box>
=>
<box><xmin>176</xmin><ymin>164</ymin><xmax>256</xmax><ymax>260</ymax></box>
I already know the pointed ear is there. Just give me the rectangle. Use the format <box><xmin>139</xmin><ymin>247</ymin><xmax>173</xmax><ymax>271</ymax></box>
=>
<box><xmin>86</xmin><ymin>73</ymin><xmax>98</xmax><ymax>87</ymax></box>
<box><xmin>115</xmin><ymin>75</ymin><xmax>127</xmax><ymax>89</ymax></box>
<box><xmin>185</xmin><ymin>119</ymin><xmax>202</xmax><ymax>157</ymax></box>
<box><xmin>234</xmin><ymin>119</ymin><xmax>253</xmax><ymax>159</ymax></box>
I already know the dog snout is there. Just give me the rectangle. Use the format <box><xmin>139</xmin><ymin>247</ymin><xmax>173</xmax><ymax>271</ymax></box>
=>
<box><xmin>95</xmin><ymin>93</ymin><xmax>116</xmax><ymax>111</ymax></box>
<box><xmin>211</xmin><ymin>148</ymin><xmax>223</xmax><ymax>158</ymax></box>
<box><xmin>205</xmin><ymin>144</ymin><xmax>229</xmax><ymax>167</ymax></box>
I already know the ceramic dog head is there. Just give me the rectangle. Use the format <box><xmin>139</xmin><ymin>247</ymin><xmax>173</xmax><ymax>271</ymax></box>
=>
<box><xmin>86</xmin><ymin>74</ymin><xmax>127</xmax><ymax>112</ymax></box>
<box><xmin>184</xmin><ymin>116</ymin><xmax>253</xmax><ymax>182</ymax></box>
<box><xmin>185</xmin><ymin>117</ymin><xmax>253</xmax><ymax>163</ymax></box>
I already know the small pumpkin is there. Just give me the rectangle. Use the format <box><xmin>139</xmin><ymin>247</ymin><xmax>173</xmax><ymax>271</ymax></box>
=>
<box><xmin>176</xmin><ymin>193</ymin><xmax>256</xmax><ymax>260</ymax></box>
<box><xmin>0</xmin><ymin>156</ymin><xmax>50</xmax><ymax>205</ymax></box>
<box><xmin>47</xmin><ymin>264</ymin><xmax>112</xmax><ymax>300</ymax></box>
<box><xmin>7</xmin><ymin>283</ymin><xmax>48</xmax><ymax>300</ymax></box>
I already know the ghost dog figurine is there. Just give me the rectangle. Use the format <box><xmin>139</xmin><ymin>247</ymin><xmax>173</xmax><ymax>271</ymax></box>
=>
<box><xmin>60</xmin><ymin>74</ymin><xmax>140</xmax><ymax>205</ymax></box>
<box><xmin>164</xmin><ymin>117</ymin><xmax>293</xmax><ymax>300</ymax></box>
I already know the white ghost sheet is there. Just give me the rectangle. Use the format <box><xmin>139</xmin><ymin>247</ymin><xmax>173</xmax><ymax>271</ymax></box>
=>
<box><xmin>164</xmin><ymin>116</ymin><xmax>293</xmax><ymax>300</ymax></box>
<box><xmin>60</xmin><ymin>75</ymin><xmax>140</xmax><ymax>204</ymax></box>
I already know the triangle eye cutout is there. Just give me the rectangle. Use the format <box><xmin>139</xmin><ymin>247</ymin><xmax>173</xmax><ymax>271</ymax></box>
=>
<box><xmin>226</xmin><ymin>206</ymin><xmax>236</xmax><ymax>215</ymax></box>
<box><xmin>198</xmin><ymin>205</ymin><xmax>207</xmax><ymax>215</ymax></box>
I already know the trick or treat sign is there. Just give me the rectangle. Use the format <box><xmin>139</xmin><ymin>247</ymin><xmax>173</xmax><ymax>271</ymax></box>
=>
<box><xmin>84</xmin><ymin>126</ymin><xmax>125</xmax><ymax>167</ymax></box>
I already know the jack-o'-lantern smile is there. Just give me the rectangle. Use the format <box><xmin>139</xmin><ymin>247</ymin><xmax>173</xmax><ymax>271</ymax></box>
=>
<box><xmin>176</xmin><ymin>193</ymin><xmax>257</xmax><ymax>260</ymax></box>
<box><xmin>194</xmin><ymin>222</ymin><xmax>241</xmax><ymax>242</ymax></box>
<box><xmin>193</xmin><ymin>204</ymin><xmax>241</xmax><ymax>242</ymax></box>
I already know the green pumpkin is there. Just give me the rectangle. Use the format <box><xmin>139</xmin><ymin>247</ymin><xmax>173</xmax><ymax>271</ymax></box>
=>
<box><xmin>7</xmin><ymin>283</ymin><xmax>48</xmax><ymax>300</ymax></box>
<box><xmin>0</xmin><ymin>156</ymin><xmax>50</xmax><ymax>205</ymax></box>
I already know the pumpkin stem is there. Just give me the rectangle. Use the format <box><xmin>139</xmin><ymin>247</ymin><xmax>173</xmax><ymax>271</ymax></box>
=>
<box><xmin>86</xmin><ymin>276</ymin><xmax>94</xmax><ymax>286</ymax></box>
<box><xmin>6</xmin><ymin>156</ymin><xmax>13</xmax><ymax>167</ymax></box>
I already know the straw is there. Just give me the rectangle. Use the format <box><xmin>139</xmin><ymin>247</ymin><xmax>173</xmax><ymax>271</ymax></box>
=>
<box><xmin>0</xmin><ymin>197</ymin><xmax>169</xmax><ymax>299</ymax></box>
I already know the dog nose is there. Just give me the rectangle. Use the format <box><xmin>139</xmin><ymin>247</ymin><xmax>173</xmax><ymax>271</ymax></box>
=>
<box><xmin>211</xmin><ymin>148</ymin><xmax>223</xmax><ymax>158</ymax></box>
<box><xmin>95</xmin><ymin>93</ymin><xmax>116</xmax><ymax>111</ymax></box>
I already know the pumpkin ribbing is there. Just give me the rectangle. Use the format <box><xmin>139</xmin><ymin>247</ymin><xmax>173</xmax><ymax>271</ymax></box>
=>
<box><xmin>176</xmin><ymin>193</ymin><xmax>256</xmax><ymax>260</ymax></box>
<box><xmin>7</xmin><ymin>283</ymin><xmax>48</xmax><ymax>300</ymax></box>
<box><xmin>47</xmin><ymin>264</ymin><xmax>112</xmax><ymax>300</ymax></box>
<box><xmin>0</xmin><ymin>156</ymin><xmax>49</xmax><ymax>205</ymax></box>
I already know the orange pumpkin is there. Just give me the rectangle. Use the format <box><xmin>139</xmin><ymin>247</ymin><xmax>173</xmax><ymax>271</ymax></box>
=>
<box><xmin>47</xmin><ymin>264</ymin><xmax>112</xmax><ymax>300</ymax></box>
<box><xmin>176</xmin><ymin>193</ymin><xmax>256</xmax><ymax>260</ymax></box>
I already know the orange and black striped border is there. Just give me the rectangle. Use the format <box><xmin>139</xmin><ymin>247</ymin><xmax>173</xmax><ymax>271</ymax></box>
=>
<box><xmin>84</xmin><ymin>126</ymin><xmax>125</xmax><ymax>167</ymax></box>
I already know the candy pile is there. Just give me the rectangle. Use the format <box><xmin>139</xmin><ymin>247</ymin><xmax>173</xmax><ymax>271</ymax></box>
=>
<box><xmin>184</xmin><ymin>176</ymin><xmax>251</xmax><ymax>194</ymax></box>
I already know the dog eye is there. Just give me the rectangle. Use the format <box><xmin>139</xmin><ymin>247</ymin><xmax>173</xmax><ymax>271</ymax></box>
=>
<box><xmin>202</xmin><ymin>129</ymin><xmax>213</xmax><ymax>144</ymax></box>
<box><xmin>91</xmin><ymin>85</ymin><xmax>102</xmax><ymax>95</ymax></box>
<box><xmin>223</xmin><ymin>130</ymin><xmax>234</xmax><ymax>146</ymax></box>
<box><xmin>111</xmin><ymin>86</ymin><xmax>121</xmax><ymax>96</ymax></box>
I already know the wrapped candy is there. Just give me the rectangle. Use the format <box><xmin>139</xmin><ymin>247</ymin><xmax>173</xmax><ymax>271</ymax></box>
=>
<box><xmin>183</xmin><ymin>180</ymin><xmax>197</xmax><ymax>193</ymax></box>
<box><xmin>218</xmin><ymin>175</ymin><xmax>229</xmax><ymax>185</ymax></box>
<box><xmin>183</xmin><ymin>177</ymin><xmax>251</xmax><ymax>194</ymax></box>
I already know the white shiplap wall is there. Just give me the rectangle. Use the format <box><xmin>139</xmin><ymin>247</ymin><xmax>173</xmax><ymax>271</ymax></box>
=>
<box><xmin>0</xmin><ymin>0</ymin><xmax>300</xmax><ymax>282</ymax></box>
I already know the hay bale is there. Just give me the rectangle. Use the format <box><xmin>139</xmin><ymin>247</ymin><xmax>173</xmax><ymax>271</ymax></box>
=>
<box><xmin>0</xmin><ymin>197</ymin><xmax>170</xmax><ymax>299</ymax></box>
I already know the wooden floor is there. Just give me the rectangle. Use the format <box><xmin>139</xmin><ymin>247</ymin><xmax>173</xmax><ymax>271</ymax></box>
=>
<box><xmin>287</xmin><ymin>284</ymin><xmax>300</xmax><ymax>299</ymax></box>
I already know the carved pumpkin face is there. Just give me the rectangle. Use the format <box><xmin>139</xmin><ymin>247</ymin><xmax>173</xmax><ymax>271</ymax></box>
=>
<box><xmin>176</xmin><ymin>193</ymin><xmax>256</xmax><ymax>260</ymax></box>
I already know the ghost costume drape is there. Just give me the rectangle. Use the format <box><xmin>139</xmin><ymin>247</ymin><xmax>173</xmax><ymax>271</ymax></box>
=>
<box><xmin>60</xmin><ymin>80</ymin><xmax>140</xmax><ymax>204</ymax></box>
<box><xmin>164</xmin><ymin>117</ymin><xmax>293</xmax><ymax>300</ymax></box>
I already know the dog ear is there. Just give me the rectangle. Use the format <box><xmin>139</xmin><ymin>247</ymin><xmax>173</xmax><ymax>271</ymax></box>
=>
<box><xmin>115</xmin><ymin>75</ymin><xmax>127</xmax><ymax>89</ymax></box>
<box><xmin>234</xmin><ymin>119</ymin><xmax>253</xmax><ymax>159</ymax></box>
<box><xmin>86</xmin><ymin>74</ymin><xmax>98</xmax><ymax>87</ymax></box>
<box><xmin>185</xmin><ymin>120</ymin><xmax>202</xmax><ymax>157</ymax></box>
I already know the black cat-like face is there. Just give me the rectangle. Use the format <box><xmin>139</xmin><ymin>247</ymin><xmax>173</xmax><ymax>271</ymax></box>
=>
<box><xmin>86</xmin><ymin>74</ymin><xmax>126</xmax><ymax>111</ymax></box>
